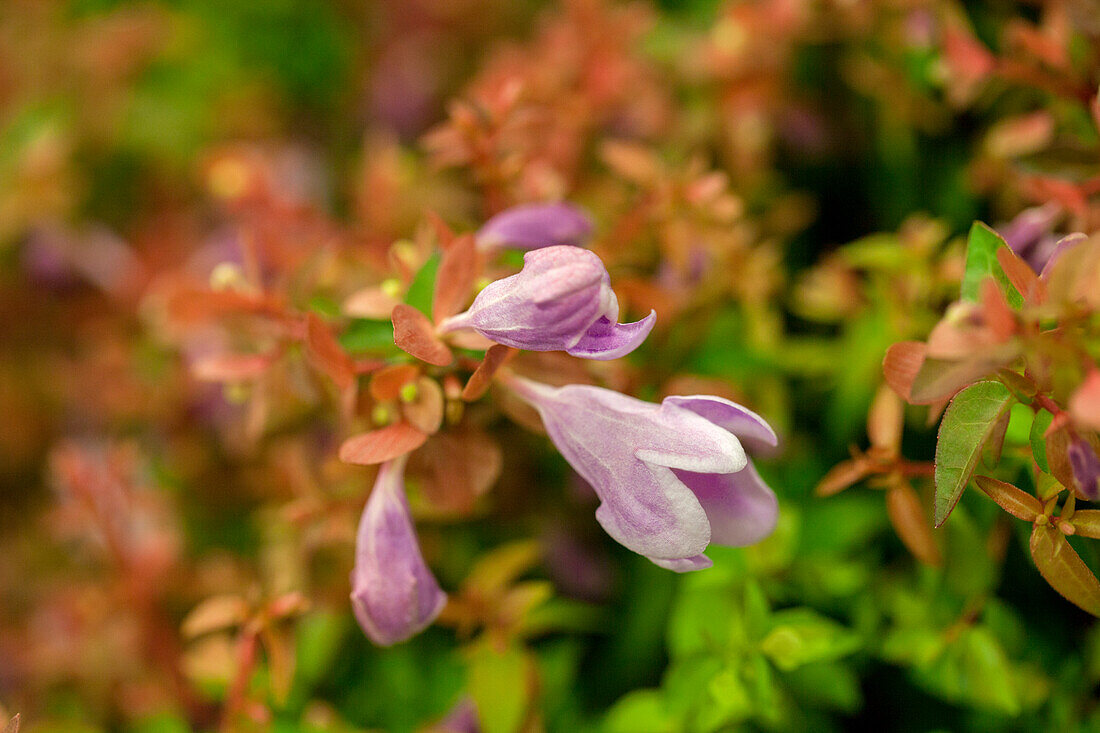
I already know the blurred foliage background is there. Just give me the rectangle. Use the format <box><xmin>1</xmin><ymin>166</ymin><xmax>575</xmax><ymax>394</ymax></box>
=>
<box><xmin>4</xmin><ymin>0</ymin><xmax>1100</xmax><ymax>731</ymax></box>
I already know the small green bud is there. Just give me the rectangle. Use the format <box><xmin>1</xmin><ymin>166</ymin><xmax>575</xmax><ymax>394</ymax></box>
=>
<box><xmin>372</xmin><ymin>403</ymin><xmax>394</xmax><ymax>426</ymax></box>
<box><xmin>381</xmin><ymin>278</ymin><xmax>403</xmax><ymax>299</ymax></box>
<box><xmin>399</xmin><ymin>382</ymin><xmax>419</xmax><ymax>403</ymax></box>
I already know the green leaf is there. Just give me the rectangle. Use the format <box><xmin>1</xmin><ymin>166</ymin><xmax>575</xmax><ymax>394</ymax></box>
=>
<box><xmin>1030</xmin><ymin>409</ymin><xmax>1054</xmax><ymax>473</ymax></box>
<box><xmin>467</xmin><ymin>639</ymin><xmax>531</xmax><ymax>733</ymax></box>
<box><xmin>602</xmin><ymin>690</ymin><xmax>677</xmax><ymax>733</ymax></box>
<box><xmin>339</xmin><ymin>318</ymin><xmax>398</xmax><ymax>353</ymax></box>
<box><xmin>961</xmin><ymin>222</ymin><xmax>1022</xmax><ymax>308</ymax></box>
<box><xmin>759</xmin><ymin>609</ymin><xmax>861</xmax><ymax>671</ymax></box>
<box><xmin>404</xmin><ymin>252</ymin><xmax>441</xmax><ymax>317</ymax></box>
<box><xmin>781</xmin><ymin>661</ymin><xmax>862</xmax><ymax>713</ymax></box>
<box><xmin>1030</xmin><ymin>524</ymin><xmax>1100</xmax><ymax>616</ymax></box>
<box><xmin>912</xmin><ymin>627</ymin><xmax>1020</xmax><ymax>715</ymax></box>
<box><xmin>290</xmin><ymin>611</ymin><xmax>347</xmax><ymax>705</ymax></box>
<box><xmin>934</xmin><ymin>380</ymin><xmax>1015</xmax><ymax>526</ymax></box>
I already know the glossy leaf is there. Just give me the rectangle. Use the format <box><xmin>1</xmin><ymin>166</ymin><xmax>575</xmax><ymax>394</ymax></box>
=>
<box><xmin>391</xmin><ymin>304</ymin><xmax>453</xmax><ymax>366</ymax></box>
<box><xmin>432</xmin><ymin>233</ymin><xmax>479</xmax><ymax>323</ymax></box>
<box><xmin>961</xmin><ymin>222</ymin><xmax>1022</xmax><ymax>308</ymax></box>
<box><xmin>1030</xmin><ymin>409</ymin><xmax>1054</xmax><ymax>473</ymax></box>
<box><xmin>934</xmin><ymin>380</ymin><xmax>1014</xmax><ymax>526</ymax></box>
<box><xmin>995</xmin><ymin>246</ymin><xmax>1044</xmax><ymax>304</ymax></box>
<box><xmin>1046</xmin><ymin>425</ymin><xmax>1077</xmax><ymax>491</ymax></box>
<box><xmin>1029</xmin><ymin>523</ymin><xmax>1100</xmax><ymax>616</ymax></box>
<box><xmin>1069</xmin><ymin>510</ymin><xmax>1100</xmax><ymax>539</ymax></box>
<box><xmin>974</xmin><ymin>476</ymin><xmax>1042</xmax><ymax>521</ymax></box>
<box><xmin>461</xmin><ymin>345</ymin><xmax>517</xmax><ymax>401</ymax></box>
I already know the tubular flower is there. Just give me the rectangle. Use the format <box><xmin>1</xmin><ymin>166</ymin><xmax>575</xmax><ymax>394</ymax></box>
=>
<box><xmin>476</xmin><ymin>202</ymin><xmax>593</xmax><ymax>252</ymax></box>
<box><xmin>351</xmin><ymin>455</ymin><xmax>447</xmax><ymax>645</ymax></box>
<box><xmin>439</xmin><ymin>245</ymin><xmax>655</xmax><ymax>360</ymax></box>
<box><xmin>1068</xmin><ymin>438</ymin><xmax>1100</xmax><ymax>501</ymax></box>
<box><xmin>505</xmin><ymin>375</ymin><xmax>779</xmax><ymax>571</ymax></box>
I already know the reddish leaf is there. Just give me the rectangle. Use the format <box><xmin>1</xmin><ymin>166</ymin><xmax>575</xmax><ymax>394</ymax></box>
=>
<box><xmin>883</xmin><ymin>341</ymin><xmax>925</xmax><ymax>403</ymax></box>
<box><xmin>980</xmin><ymin>278</ymin><xmax>1016</xmax><ymax>340</ymax></box>
<box><xmin>1046</xmin><ymin>426</ymin><xmax>1078</xmax><ymax>493</ymax></box>
<box><xmin>974</xmin><ymin>476</ymin><xmax>1042</xmax><ymax>521</ymax></box>
<box><xmin>815</xmin><ymin>457</ymin><xmax>873</xmax><ymax>497</ymax></box>
<box><xmin>305</xmin><ymin>313</ymin><xmax>356</xmax><ymax>392</ymax></box>
<box><xmin>167</xmin><ymin>288</ymin><xmax>285</xmax><ymax>324</ymax></box>
<box><xmin>369</xmin><ymin>364</ymin><xmax>420</xmax><ymax>402</ymax></box>
<box><xmin>425</xmin><ymin>210</ymin><xmax>456</xmax><ymax>249</ymax></box>
<box><xmin>392</xmin><ymin>304</ymin><xmax>453</xmax><ymax>366</ymax></box>
<box><xmin>402</xmin><ymin>377</ymin><xmax>445</xmax><ymax>435</ymax></box>
<box><xmin>886</xmin><ymin>482</ymin><xmax>942</xmax><ymax>566</ymax></box>
<box><xmin>192</xmin><ymin>352</ymin><xmax>274</xmax><ymax>382</ymax></box>
<box><xmin>462</xmin><ymin>345</ymin><xmax>518</xmax><ymax>401</ymax></box>
<box><xmin>432</xmin><ymin>233</ymin><xmax>479</xmax><ymax>323</ymax></box>
<box><xmin>411</xmin><ymin>430</ymin><xmax>502</xmax><ymax>514</ymax></box>
<box><xmin>338</xmin><ymin>422</ymin><xmax>428</xmax><ymax>465</ymax></box>
<box><xmin>344</xmin><ymin>286</ymin><xmax>402</xmax><ymax>319</ymax></box>
<box><xmin>995</xmin><ymin>246</ymin><xmax>1044</xmax><ymax>304</ymax></box>
<box><xmin>868</xmin><ymin>385</ymin><xmax>903</xmax><ymax>452</ymax></box>
<box><xmin>1069</xmin><ymin>510</ymin><xmax>1100</xmax><ymax>539</ymax></box>
<box><xmin>911</xmin><ymin>357</ymin><xmax>999</xmax><ymax>405</ymax></box>
<box><xmin>982</xmin><ymin>409</ymin><xmax>1011</xmax><ymax>468</ymax></box>
<box><xmin>4</xmin><ymin>714</ymin><xmax>20</xmax><ymax>733</ymax></box>
<box><xmin>1030</xmin><ymin>523</ymin><xmax>1100</xmax><ymax>616</ymax></box>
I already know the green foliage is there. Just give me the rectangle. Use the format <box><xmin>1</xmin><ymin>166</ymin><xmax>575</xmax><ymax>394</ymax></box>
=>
<box><xmin>934</xmin><ymin>381</ymin><xmax>1015</xmax><ymax>526</ymax></box>
<box><xmin>960</xmin><ymin>223</ymin><xmax>1022</xmax><ymax>308</ymax></box>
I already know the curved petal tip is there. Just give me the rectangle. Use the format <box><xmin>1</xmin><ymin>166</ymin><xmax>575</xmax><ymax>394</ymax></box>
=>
<box><xmin>648</xmin><ymin>554</ymin><xmax>713</xmax><ymax>572</ymax></box>
<box><xmin>566</xmin><ymin>310</ymin><xmax>656</xmax><ymax>360</ymax></box>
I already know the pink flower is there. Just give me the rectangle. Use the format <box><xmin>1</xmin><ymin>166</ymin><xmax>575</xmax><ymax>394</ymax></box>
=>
<box><xmin>476</xmin><ymin>202</ymin><xmax>593</xmax><ymax>252</ymax></box>
<box><xmin>351</xmin><ymin>455</ymin><xmax>447</xmax><ymax>645</ymax></box>
<box><xmin>439</xmin><ymin>245</ymin><xmax>655</xmax><ymax>360</ymax></box>
<box><xmin>505</xmin><ymin>376</ymin><xmax>779</xmax><ymax>571</ymax></box>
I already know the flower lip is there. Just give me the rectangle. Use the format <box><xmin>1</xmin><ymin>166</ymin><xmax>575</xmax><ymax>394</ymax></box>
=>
<box><xmin>505</xmin><ymin>375</ymin><xmax>778</xmax><ymax>569</ymax></box>
<box><xmin>350</xmin><ymin>455</ymin><xmax>447</xmax><ymax>646</ymax></box>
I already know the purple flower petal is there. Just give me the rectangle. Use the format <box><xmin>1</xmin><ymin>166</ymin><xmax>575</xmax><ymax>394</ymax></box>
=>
<box><xmin>476</xmin><ymin>202</ymin><xmax>594</xmax><ymax>252</ymax></box>
<box><xmin>1069</xmin><ymin>438</ymin><xmax>1100</xmax><ymax>501</ymax></box>
<box><xmin>505</xmin><ymin>376</ymin><xmax>778</xmax><ymax>570</ymax></box>
<box><xmin>351</xmin><ymin>456</ymin><xmax>447</xmax><ymax>645</ymax></box>
<box><xmin>566</xmin><ymin>312</ymin><xmax>657</xmax><ymax>361</ymax></box>
<box><xmin>649</xmin><ymin>554</ymin><xmax>713</xmax><ymax>572</ymax></box>
<box><xmin>674</xmin><ymin>463</ymin><xmax>779</xmax><ymax>546</ymax></box>
<box><xmin>999</xmin><ymin>203</ymin><xmax>1060</xmax><ymax>258</ymax></box>
<box><xmin>663</xmin><ymin>395</ymin><xmax>780</xmax><ymax>455</ymax></box>
<box><xmin>440</xmin><ymin>245</ymin><xmax>652</xmax><ymax>360</ymax></box>
<box><xmin>1039</xmin><ymin>233</ymin><xmax>1088</xmax><ymax>280</ymax></box>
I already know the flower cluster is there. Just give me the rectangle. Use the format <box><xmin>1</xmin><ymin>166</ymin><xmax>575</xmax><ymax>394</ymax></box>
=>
<box><xmin>350</xmin><ymin>205</ymin><xmax>779</xmax><ymax>645</ymax></box>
